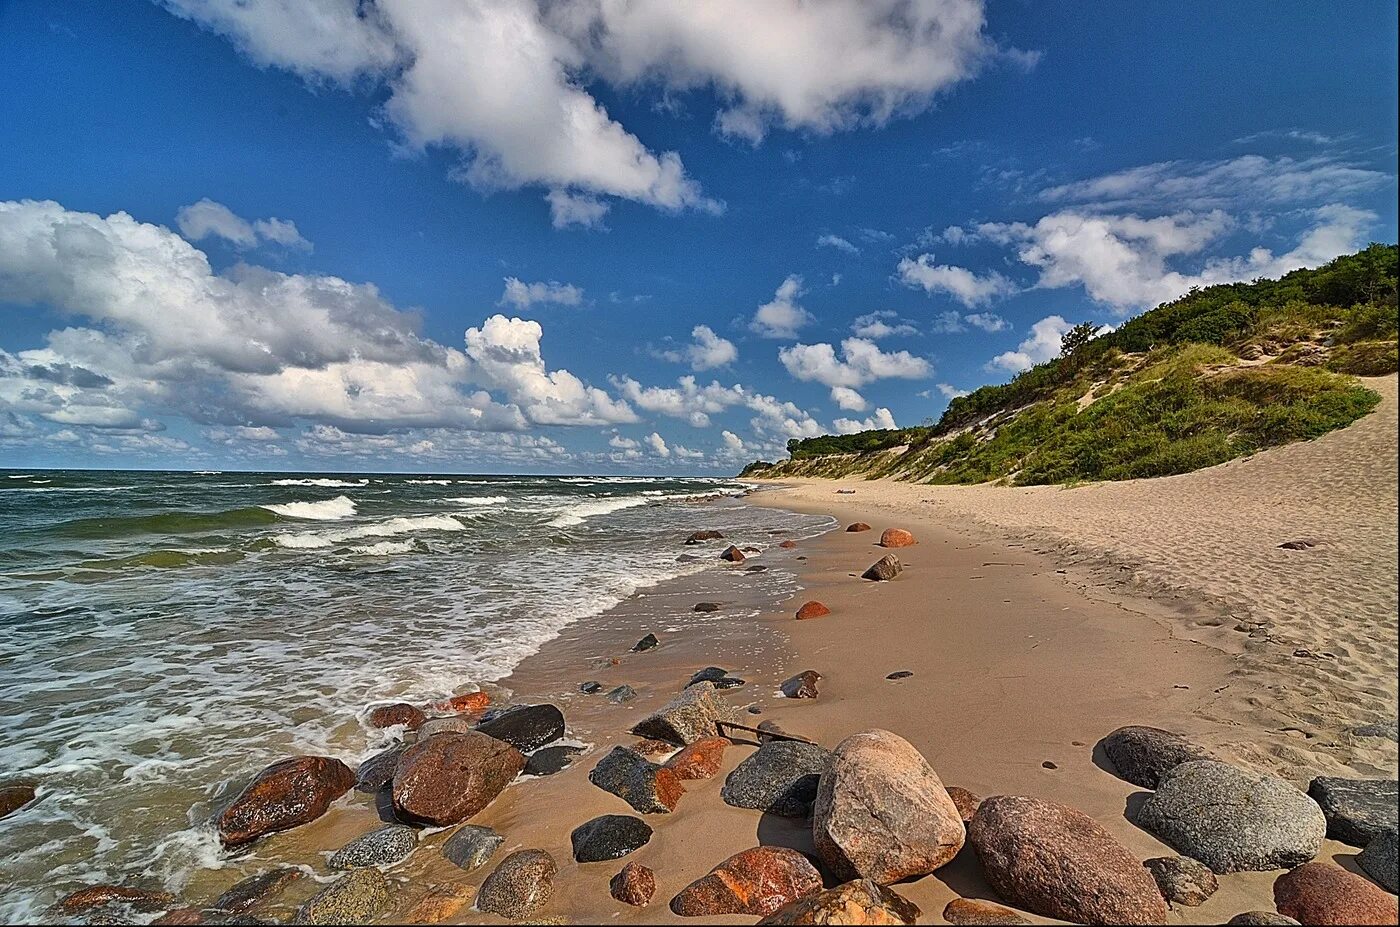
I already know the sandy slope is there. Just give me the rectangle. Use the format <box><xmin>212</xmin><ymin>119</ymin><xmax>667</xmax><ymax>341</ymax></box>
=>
<box><xmin>759</xmin><ymin>374</ymin><xmax>1399</xmax><ymax>779</ymax></box>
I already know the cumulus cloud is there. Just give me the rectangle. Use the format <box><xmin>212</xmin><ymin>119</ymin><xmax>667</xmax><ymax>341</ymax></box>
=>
<box><xmin>661</xmin><ymin>325</ymin><xmax>738</xmax><ymax>371</ymax></box>
<box><xmin>645</xmin><ymin>431</ymin><xmax>669</xmax><ymax>457</ymax></box>
<box><xmin>545</xmin><ymin>189</ymin><xmax>611</xmax><ymax>230</ymax></box>
<box><xmin>829</xmin><ymin>386</ymin><xmax>868</xmax><ymax>411</ymax></box>
<box><xmin>833</xmin><ymin>407</ymin><xmax>896</xmax><ymax>434</ymax></box>
<box><xmin>779</xmin><ymin>338</ymin><xmax>930</xmax><ymax>409</ymax></box>
<box><xmin>750</xmin><ymin>275</ymin><xmax>813</xmax><ymax>339</ymax></box>
<box><xmin>986</xmin><ymin>315</ymin><xmax>1075</xmax><ymax>373</ymax></box>
<box><xmin>897</xmin><ymin>253</ymin><xmax>1018</xmax><ymax>307</ymax></box>
<box><xmin>928</xmin><ymin>310</ymin><xmax>1008</xmax><ymax>333</ymax></box>
<box><xmin>499</xmin><ymin>277</ymin><xmax>585</xmax><ymax>310</ymax></box>
<box><xmin>817</xmin><ymin>234</ymin><xmax>859</xmax><ymax>254</ymax></box>
<box><xmin>611</xmin><ymin>373</ymin><xmax>824</xmax><ymax>442</ymax></box>
<box><xmin>176</xmin><ymin>198</ymin><xmax>312</xmax><ymax>250</ymax></box>
<box><xmin>851</xmin><ymin>310</ymin><xmax>918</xmax><ymax>339</ymax></box>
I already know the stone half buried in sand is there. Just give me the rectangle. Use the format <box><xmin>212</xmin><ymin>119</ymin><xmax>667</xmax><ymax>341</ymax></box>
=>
<box><xmin>476</xmin><ymin>849</ymin><xmax>557</xmax><ymax>921</ymax></box>
<box><xmin>781</xmin><ymin>669</ymin><xmax>822</xmax><ymax>699</ymax></box>
<box><xmin>611</xmin><ymin>861</ymin><xmax>656</xmax><ymax>907</ymax></box>
<box><xmin>862</xmin><ymin>554</ymin><xmax>902</xmax><ymax>581</ymax></box>
<box><xmin>390</xmin><ymin>731</ymin><xmax>525</xmax><ymax>827</ymax></box>
<box><xmin>846</xmin><ymin>522</ymin><xmax>872</xmax><ymax>532</ymax></box>
<box><xmin>1135</xmin><ymin>760</ymin><xmax>1326</xmax><ymax>873</ymax></box>
<box><xmin>588</xmin><ymin>746</ymin><xmax>685</xmax><ymax>814</ymax></box>
<box><xmin>759</xmin><ymin>879</ymin><xmax>921</xmax><ymax>925</ymax></box>
<box><xmin>968</xmin><ymin>794</ymin><xmax>1167</xmax><ymax>925</ymax></box>
<box><xmin>795</xmin><ymin>600</ymin><xmax>831</xmax><ymax>620</ymax></box>
<box><xmin>1273</xmin><ymin>861</ymin><xmax>1399</xmax><ymax>926</ymax></box>
<box><xmin>942</xmin><ymin>898</ymin><xmax>1031</xmax><ymax>925</ymax></box>
<box><xmin>216</xmin><ymin>755</ymin><xmax>355</xmax><ymax>847</ymax></box>
<box><xmin>570</xmin><ymin>813</ymin><xmax>653</xmax><ymax>863</ymax></box>
<box><xmin>721</xmin><ymin>545</ymin><xmax>746</xmax><ymax>562</ymax></box>
<box><xmin>878</xmin><ymin>528</ymin><xmax>915</xmax><ymax>548</ymax></box>
<box><xmin>401</xmin><ymin>883</ymin><xmax>474</xmax><ymax>924</ymax></box>
<box><xmin>812</xmin><ymin>729</ymin><xmax>965</xmax><ymax>885</ymax></box>
<box><xmin>630</xmin><ymin>680</ymin><xmax>738</xmax><ymax>745</ymax></box>
<box><xmin>1099</xmin><ymin>724</ymin><xmax>1217</xmax><ymax>789</ymax></box>
<box><xmin>722</xmin><ymin>739</ymin><xmax>830</xmax><ymax>817</ymax></box>
<box><xmin>664</xmin><ymin>736</ymin><xmax>729</xmax><ymax>780</ymax></box>
<box><xmin>670</xmin><ymin>846</ymin><xmax>823</xmax><ymax>917</ymax></box>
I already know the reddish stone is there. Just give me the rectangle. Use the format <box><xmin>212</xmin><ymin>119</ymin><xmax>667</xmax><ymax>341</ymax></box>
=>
<box><xmin>216</xmin><ymin>756</ymin><xmax>355</xmax><ymax>847</ymax></box>
<box><xmin>846</xmin><ymin>522</ymin><xmax>872</xmax><ymax>532</ymax></box>
<box><xmin>879</xmin><ymin>528</ymin><xmax>916</xmax><ymax>548</ymax></box>
<box><xmin>664</xmin><ymin>736</ymin><xmax>729</xmax><ymax>780</ymax></box>
<box><xmin>610</xmin><ymin>862</ymin><xmax>656</xmax><ymax>907</ymax></box>
<box><xmin>391</xmin><ymin>731</ymin><xmax>524</xmax><ymax>826</ymax></box>
<box><xmin>761</xmin><ymin>880</ymin><xmax>920</xmax><ymax>925</ymax></box>
<box><xmin>721</xmin><ymin>545</ymin><xmax>746</xmax><ymax>562</ymax></box>
<box><xmin>52</xmin><ymin>885</ymin><xmax>175</xmax><ymax>915</ymax></box>
<box><xmin>778</xmin><ymin>540</ymin><xmax>799</xmax><ymax>549</ymax></box>
<box><xmin>0</xmin><ymin>781</ymin><xmax>37</xmax><ymax>820</ymax></box>
<box><xmin>795</xmin><ymin>601</ymin><xmax>831</xmax><ymax>620</ymax></box>
<box><xmin>942</xmin><ymin>898</ymin><xmax>1031</xmax><ymax>925</ymax></box>
<box><xmin>633</xmin><ymin>738</ymin><xmax>678</xmax><ymax>758</ymax></box>
<box><xmin>946</xmin><ymin>786</ymin><xmax>982</xmax><ymax>824</ymax></box>
<box><xmin>402</xmin><ymin>884</ymin><xmax>474</xmax><ymax>923</ymax></box>
<box><xmin>367</xmin><ymin>702</ymin><xmax>426</xmax><ymax>730</ymax></box>
<box><xmin>671</xmin><ymin>846</ymin><xmax>823</xmax><ymax>917</ymax></box>
<box><xmin>1274</xmin><ymin>862</ymin><xmax>1398</xmax><ymax>926</ymax></box>
<box><xmin>431</xmin><ymin>691</ymin><xmax>490</xmax><ymax>713</ymax></box>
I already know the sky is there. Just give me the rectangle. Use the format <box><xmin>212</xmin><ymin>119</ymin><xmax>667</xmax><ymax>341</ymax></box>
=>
<box><xmin>1</xmin><ymin>0</ymin><xmax>1396</xmax><ymax>474</ymax></box>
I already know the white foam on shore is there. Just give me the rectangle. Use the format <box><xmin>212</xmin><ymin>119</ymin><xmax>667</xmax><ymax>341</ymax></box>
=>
<box><xmin>260</xmin><ymin>495</ymin><xmax>357</xmax><ymax>520</ymax></box>
<box><xmin>447</xmin><ymin>496</ymin><xmax>509</xmax><ymax>505</ymax></box>
<box><xmin>547</xmin><ymin>496</ymin><xmax>649</xmax><ymax>527</ymax></box>
<box><xmin>273</xmin><ymin>513</ymin><xmax>465</xmax><ymax>548</ymax></box>
<box><xmin>350</xmin><ymin>540</ymin><xmax>416</xmax><ymax>556</ymax></box>
<box><xmin>270</xmin><ymin>478</ymin><xmax>368</xmax><ymax>488</ymax></box>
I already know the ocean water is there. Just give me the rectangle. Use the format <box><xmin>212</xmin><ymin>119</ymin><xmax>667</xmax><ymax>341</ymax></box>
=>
<box><xmin>0</xmin><ymin>469</ymin><xmax>829</xmax><ymax>918</ymax></box>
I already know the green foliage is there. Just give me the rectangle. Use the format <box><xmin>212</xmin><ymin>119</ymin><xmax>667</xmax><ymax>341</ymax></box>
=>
<box><xmin>1327</xmin><ymin>340</ymin><xmax>1399</xmax><ymax>376</ymax></box>
<box><xmin>1060</xmin><ymin>321</ymin><xmax>1103</xmax><ymax>356</ymax></box>
<box><xmin>1335</xmin><ymin>302</ymin><xmax>1398</xmax><ymax>344</ymax></box>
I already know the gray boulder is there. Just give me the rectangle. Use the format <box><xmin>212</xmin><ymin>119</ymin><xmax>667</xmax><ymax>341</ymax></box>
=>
<box><xmin>1143</xmin><ymin>855</ymin><xmax>1218</xmax><ymax>907</ymax></box>
<box><xmin>442</xmin><ymin>824</ymin><xmax>504</xmax><ymax>871</ymax></box>
<box><xmin>416</xmin><ymin>715</ymin><xmax>475</xmax><ymax>738</ymax></box>
<box><xmin>1100</xmin><ymin>725</ymin><xmax>1216</xmax><ymax>788</ymax></box>
<box><xmin>721</xmin><ymin>740</ymin><xmax>830</xmax><ymax>817</ymax></box>
<box><xmin>1136</xmin><ymin>760</ymin><xmax>1326</xmax><ymax>873</ymax></box>
<box><xmin>328</xmin><ymin>824</ymin><xmax>417</xmax><ymax>870</ymax></box>
<box><xmin>1358</xmin><ymin>829</ymin><xmax>1398</xmax><ymax>894</ymax></box>
<box><xmin>1306</xmin><ymin>777</ymin><xmax>1398</xmax><ymax>846</ymax></box>
<box><xmin>861</xmin><ymin>554</ymin><xmax>902</xmax><ymax>581</ymax></box>
<box><xmin>588</xmin><ymin>746</ymin><xmax>684</xmax><ymax>813</ymax></box>
<box><xmin>292</xmin><ymin>868</ymin><xmax>390</xmax><ymax>925</ymax></box>
<box><xmin>1226</xmin><ymin>914</ymin><xmax>1301</xmax><ymax>925</ymax></box>
<box><xmin>629</xmin><ymin>681</ymin><xmax>737</xmax><ymax>745</ymax></box>
<box><xmin>476</xmin><ymin>849</ymin><xmax>556</xmax><ymax>921</ymax></box>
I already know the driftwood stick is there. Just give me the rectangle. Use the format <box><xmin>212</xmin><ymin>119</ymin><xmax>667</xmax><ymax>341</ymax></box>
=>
<box><xmin>715</xmin><ymin>720</ymin><xmax>814</xmax><ymax>745</ymax></box>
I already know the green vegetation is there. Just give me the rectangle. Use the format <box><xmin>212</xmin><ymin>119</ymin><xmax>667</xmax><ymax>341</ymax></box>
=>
<box><xmin>743</xmin><ymin>244</ymin><xmax>1397</xmax><ymax>486</ymax></box>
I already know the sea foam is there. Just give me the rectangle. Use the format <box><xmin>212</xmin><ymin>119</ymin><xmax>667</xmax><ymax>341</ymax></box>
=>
<box><xmin>260</xmin><ymin>495</ymin><xmax>357</xmax><ymax>520</ymax></box>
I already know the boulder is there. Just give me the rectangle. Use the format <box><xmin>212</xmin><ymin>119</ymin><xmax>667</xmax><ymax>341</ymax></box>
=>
<box><xmin>878</xmin><ymin>528</ymin><xmax>915</xmax><ymax>548</ymax></box>
<box><xmin>796</xmin><ymin>601</ymin><xmax>831</xmax><ymax>620</ymax></box>
<box><xmin>861</xmin><ymin>555</ymin><xmax>902</xmax><ymax>581</ymax></box>
<box><xmin>846</xmin><ymin>523</ymin><xmax>872</xmax><ymax>533</ymax></box>
<box><xmin>354</xmin><ymin>744</ymin><xmax>406</xmax><ymax>794</ymax></box>
<box><xmin>417</xmin><ymin>715</ymin><xmax>476</xmax><ymax>738</ymax></box>
<box><xmin>942</xmin><ymin>898</ymin><xmax>1032</xmax><ymax>925</ymax></box>
<box><xmin>579</xmin><ymin>680</ymin><xmax>603</xmax><ymax>694</ymax></box>
<box><xmin>390</xmin><ymin>731</ymin><xmax>524</xmax><ymax>826</ymax></box>
<box><xmin>217</xmin><ymin>756</ymin><xmax>355</xmax><ymax>847</ymax></box>
<box><xmin>293</xmin><ymin>868</ymin><xmax>391</xmax><ymax>925</ymax></box>
<box><xmin>474</xmin><ymin>703</ymin><xmax>565</xmax><ymax>752</ymax></box>
<box><xmin>813</xmin><ymin>729</ymin><xmax>964</xmax><ymax>884</ymax></box>
<box><xmin>946</xmin><ymin>786</ymin><xmax>982</xmax><ymax>824</ymax></box>
<box><xmin>1100</xmin><ymin>725</ymin><xmax>1216</xmax><ymax>789</ymax></box>
<box><xmin>367</xmin><ymin>702</ymin><xmax>425</xmax><ymax>730</ymax></box>
<box><xmin>610</xmin><ymin>862</ymin><xmax>656</xmax><ymax>907</ymax></box>
<box><xmin>632</xmin><ymin>632</ymin><xmax>660</xmax><ymax>651</ymax></box>
<box><xmin>969</xmin><ymin>795</ymin><xmax>1167</xmax><ymax>925</ymax></box>
<box><xmin>401</xmin><ymin>884</ymin><xmax>473</xmax><ymax>924</ymax></box>
<box><xmin>1359</xmin><ymin>829</ymin><xmax>1398</xmax><ymax>893</ymax></box>
<box><xmin>524</xmin><ymin>744</ymin><xmax>584</xmax><ymax>777</ymax></box>
<box><xmin>0</xmin><ymin>781</ymin><xmax>37</xmax><ymax>820</ymax></box>
<box><xmin>476</xmin><ymin>849</ymin><xmax>556</xmax><ymax>921</ymax></box>
<box><xmin>630</xmin><ymin>681</ymin><xmax>737</xmax><ymax>745</ymax></box>
<box><xmin>781</xmin><ymin>670</ymin><xmax>822</xmax><ymax>699</ymax></box>
<box><xmin>685</xmin><ymin>530</ymin><xmax>724</xmax><ymax>544</ymax></box>
<box><xmin>431</xmin><ymin>690</ymin><xmax>491</xmax><ymax>713</ymax></box>
<box><xmin>687</xmin><ymin>666</ymin><xmax>730</xmax><ymax>686</ymax></box>
<box><xmin>213</xmin><ymin>868</ymin><xmax>304</xmax><ymax>914</ymax></box>
<box><xmin>779</xmin><ymin>540</ymin><xmax>799</xmax><ymax>549</ymax></box>
<box><xmin>328</xmin><ymin>824</ymin><xmax>417</xmax><ymax>870</ymax></box>
<box><xmin>1273</xmin><ymin>861</ymin><xmax>1399</xmax><ymax>926</ymax></box>
<box><xmin>1143</xmin><ymin>855</ymin><xmax>1218</xmax><ymax>907</ymax></box>
<box><xmin>1307</xmin><ymin>777</ymin><xmax>1398</xmax><ymax>846</ymax></box>
<box><xmin>589</xmin><ymin>746</ymin><xmax>684</xmax><ymax>813</ymax></box>
<box><xmin>52</xmin><ymin>886</ymin><xmax>175</xmax><ymax>916</ymax></box>
<box><xmin>760</xmin><ymin>880</ymin><xmax>920</xmax><ymax>925</ymax></box>
<box><xmin>665</xmin><ymin>736</ymin><xmax>729</xmax><ymax>780</ymax></box>
<box><xmin>693</xmin><ymin>602</ymin><xmax>722</xmax><ymax>612</ymax></box>
<box><xmin>1136</xmin><ymin>760</ymin><xmax>1326</xmax><ymax>873</ymax></box>
<box><xmin>1227</xmin><ymin>913</ymin><xmax>1302</xmax><ymax>925</ymax></box>
<box><xmin>670</xmin><ymin>846</ymin><xmax>823</xmax><ymax>917</ymax></box>
<box><xmin>721</xmin><ymin>545</ymin><xmax>746</xmax><ymax>562</ymax></box>
<box><xmin>570</xmin><ymin>814</ymin><xmax>653</xmax><ymax>863</ymax></box>
<box><xmin>606</xmin><ymin>685</ymin><xmax>638</xmax><ymax>704</ymax></box>
<box><xmin>633</xmin><ymin>738</ymin><xmax>679</xmax><ymax>758</ymax></box>
<box><xmin>722</xmin><ymin>740</ymin><xmax>830</xmax><ymax>817</ymax></box>
<box><xmin>442</xmin><ymin>824</ymin><xmax>504</xmax><ymax>871</ymax></box>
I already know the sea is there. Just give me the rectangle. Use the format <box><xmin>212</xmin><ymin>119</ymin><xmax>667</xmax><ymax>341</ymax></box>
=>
<box><xmin>0</xmin><ymin>469</ymin><xmax>831</xmax><ymax>919</ymax></box>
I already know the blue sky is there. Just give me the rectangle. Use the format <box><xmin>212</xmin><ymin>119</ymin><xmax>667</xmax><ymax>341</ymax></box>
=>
<box><xmin>1</xmin><ymin>0</ymin><xmax>1396</xmax><ymax>473</ymax></box>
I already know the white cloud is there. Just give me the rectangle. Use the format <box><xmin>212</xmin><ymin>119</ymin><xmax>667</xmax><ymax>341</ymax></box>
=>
<box><xmin>963</xmin><ymin>312</ymin><xmax>1008</xmax><ymax>332</ymax></box>
<box><xmin>830</xmin><ymin>386</ymin><xmax>868</xmax><ymax>411</ymax></box>
<box><xmin>750</xmin><ymin>274</ymin><xmax>813</xmax><ymax>339</ymax></box>
<box><xmin>175</xmin><ymin>198</ymin><xmax>313</xmax><ymax>251</ymax></box>
<box><xmin>779</xmin><ymin>338</ymin><xmax>931</xmax><ymax>402</ymax></box>
<box><xmin>833</xmin><ymin>407</ymin><xmax>896</xmax><ymax>434</ymax></box>
<box><xmin>936</xmin><ymin>383</ymin><xmax>969</xmax><ymax>399</ymax></box>
<box><xmin>721</xmin><ymin>430</ymin><xmax>745</xmax><ymax>451</ymax></box>
<box><xmin>661</xmin><ymin>325</ymin><xmax>737</xmax><ymax>371</ymax></box>
<box><xmin>499</xmin><ymin>277</ymin><xmax>585</xmax><ymax>310</ymax></box>
<box><xmin>817</xmin><ymin>234</ymin><xmax>859</xmax><ymax>254</ymax></box>
<box><xmin>608</xmin><ymin>433</ymin><xmax>639</xmax><ymax>449</ymax></box>
<box><xmin>897</xmin><ymin>254</ymin><xmax>1017</xmax><ymax>307</ymax></box>
<box><xmin>645</xmin><ymin>431</ymin><xmax>669</xmax><ymax>457</ymax></box>
<box><xmin>851</xmin><ymin>310</ymin><xmax>917</xmax><ymax>339</ymax></box>
<box><xmin>987</xmin><ymin>315</ymin><xmax>1074</xmax><ymax>373</ymax></box>
<box><xmin>545</xmin><ymin>189</ymin><xmax>611</xmax><ymax>229</ymax></box>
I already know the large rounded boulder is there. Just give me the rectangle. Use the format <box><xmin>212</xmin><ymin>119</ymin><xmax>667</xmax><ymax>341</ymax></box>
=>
<box><xmin>1273</xmin><ymin>861</ymin><xmax>1399</xmax><ymax>926</ymax></box>
<box><xmin>1100</xmin><ymin>725</ymin><xmax>1216</xmax><ymax>789</ymax></box>
<box><xmin>968</xmin><ymin>795</ymin><xmax>1167</xmax><ymax>925</ymax></box>
<box><xmin>671</xmin><ymin>846</ymin><xmax>822</xmax><ymax>917</ymax></box>
<box><xmin>812</xmin><ymin>729</ymin><xmax>965</xmax><ymax>884</ymax></box>
<box><xmin>217</xmin><ymin>755</ymin><xmax>355</xmax><ymax>847</ymax></box>
<box><xmin>390</xmin><ymin>731</ymin><xmax>524</xmax><ymax>827</ymax></box>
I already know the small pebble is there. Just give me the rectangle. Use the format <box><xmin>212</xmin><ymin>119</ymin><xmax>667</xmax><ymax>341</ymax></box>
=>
<box><xmin>886</xmin><ymin>671</ymin><xmax>914</xmax><ymax>680</ymax></box>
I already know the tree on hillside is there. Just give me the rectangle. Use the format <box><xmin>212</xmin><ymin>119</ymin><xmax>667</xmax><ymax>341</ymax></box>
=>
<box><xmin>1060</xmin><ymin>321</ymin><xmax>1102</xmax><ymax>357</ymax></box>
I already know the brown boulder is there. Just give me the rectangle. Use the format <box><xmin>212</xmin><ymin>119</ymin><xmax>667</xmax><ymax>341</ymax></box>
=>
<box><xmin>685</xmin><ymin>530</ymin><xmax>725</xmax><ymax>544</ymax></box>
<box><xmin>213</xmin><ymin>867</ymin><xmax>304</xmax><ymax>913</ymax></box>
<box><xmin>760</xmin><ymin>879</ymin><xmax>920</xmax><ymax>925</ymax></box>
<box><xmin>779</xmin><ymin>540</ymin><xmax>799</xmax><ymax>549</ymax></box>
<box><xmin>813</xmin><ymin>729</ymin><xmax>965</xmax><ymax>884</ymax></box>
<box><xmin>1273</xmin><ymin>862</ymin><xmax>1399</xmax><ymax>926</ymax></box>
<box><xmin>367</xmin><ymin>702</ymin><xmax>426</xmax><ymax>730</ymax></box>
<box><xmin>721</xmin><ymin>545</ymin><xmax>747</xmax><ymax>562</ymax></box>
<box><xmin>401</xmin><ymin>884</ymin><xmax>473</xmax><ymax>924</ymax></box>
<box><xmin>671</xmin><ymin>846</ymin><xmax>823</xmax><ymax>917</ymax></box>
<box><xmin>391</xmin><ymin>731</ymin><xmax>524</xmax><ymax>826</ymax></box>
<box><xmin>431</xmin><ymin>691</ymin><xmax>490</xmax><ymax>713</ymax></box>
<box><xmin>610</xmin><ymin>861</ymin><xmax>657</xmax><ymax>907</ymax></box>
<box><xmin>665</xmin><ymin>736</ymin><xmax>729</xmax><ymax>780</ymax></box>
<box><xmin>52</xmin><ymin>885</ymin><xmax>175</xmax><ymax>915</ymax></box>
<box><xmin>0</xmin><ymin>781</ymin><xmax>37</xmax><ymax>820</ymax></box>
<box><xmin>878</xmin><ymin>528</ymin><xmax>915</xmax><ymax>548</ymax></box>
<box><xmin>968</xmin><ymin>795</ymin><xmax>1166</xmax><ymax>925</ymax></box>
<box><xmin>846</xmin><ymin>522</ymin><xmax>872</xmax><ymax>532</ymax></box>
<box><xmin>946</xmin><ymin>786</ymin><xmax>982</xmax><ymax>824</ymax></box>
<box><xmin>796</xmin><ymin>601</ymin><xmax>831</xmax><ymax>620</ymax></box>
<box><xmin>942</xmin><ymin>898</ymin><xmax>1032</xmax><ymax>925</ymax></box>
<box><xmin>862</xmin><ymin>555</ymin><xmax>902</xmax><ymax>581</ymax></box>
<box><xmin>217</xmin><ymin>755</ymin><xmax>355</xmax><ymax>847</ymax></box>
